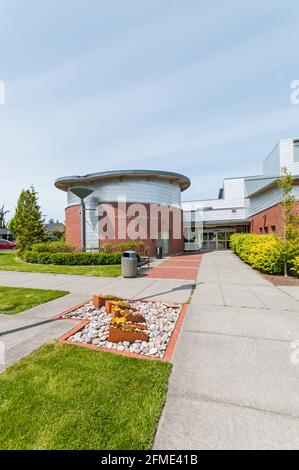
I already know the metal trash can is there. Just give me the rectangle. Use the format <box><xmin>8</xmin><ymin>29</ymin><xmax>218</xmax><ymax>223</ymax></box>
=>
<box><xmin>121</xmin><ymin>251</ymin><xmax>138</xmax><ymax>278</ymax></box>
<box><xmin>156</xmin><ymin>245</ymin><xmax>163</xmax><ymax>259</ymax></box>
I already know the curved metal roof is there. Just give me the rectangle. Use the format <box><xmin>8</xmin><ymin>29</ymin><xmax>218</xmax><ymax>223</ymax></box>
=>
<box><xmin>55</xmin><ymin>169</ymin><xmax>191</xmax><ymax>192</ymax></box>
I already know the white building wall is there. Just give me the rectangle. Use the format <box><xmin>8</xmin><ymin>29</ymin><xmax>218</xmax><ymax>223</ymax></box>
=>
<box><xmin>67</xmin><ymin>178</ymin><xmax>181</xmax><ymax>209</ymax></box>
<box><xmin>263</xmin><ymin>143</ymin><xmax>280</xmax><ymax>176</ymax></box>
<box><xmin>201</xmin><ymin>208</ymin><xmax>247</xmax><ymax>222</ymax></box>
<box><xmin>262</xmin><ymin>139</ymin><xmax>299</xmax><ymax>177</ymax></box>
<box><xmin>280</xmin><ymin>138</ymin><xmax>299</xmax><ymax>175</ymax></box>
<box><xmin>248</xmin><ymin>184</ymin><xmax>299</xmax><ymax>217</ymax></box>
<box><xmin>223</xmin><ymin>178</ymin><xmax>245</xmax><ymax>203</ymax></box>
<box><xmin>182</xmin><ymin>177</ymin><xmax>246</xmax><ymax>224</ymax></box>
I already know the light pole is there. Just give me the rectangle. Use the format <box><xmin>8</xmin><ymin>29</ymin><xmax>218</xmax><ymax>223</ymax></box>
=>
<box><xmin>69</xmin><ymin>187</ymin><xmax>94</xmax><ymax>252</ymax></box>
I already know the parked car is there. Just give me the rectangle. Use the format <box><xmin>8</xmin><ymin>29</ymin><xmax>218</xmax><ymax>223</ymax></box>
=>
<box><xmin>0</xmin><ymin>239</ymin><xmax>16</xmax><ymax>249</ymax></box>
<box><xmin>47</xmin><ymin>235</ymin><xmax>60</xmax><ymax>242</ymax></box>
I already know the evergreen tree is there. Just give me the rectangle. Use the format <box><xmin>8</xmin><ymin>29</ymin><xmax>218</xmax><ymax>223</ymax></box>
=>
<box><xmin>0</xmin><ymin>205</ymin><xmax>9</xmax><ymax>229</ymax></box>
<box><xmin>278</xmin><ymin>167</ymin><xmax>299</xmax><ymax>276</ymax></box>
<box><xmin>8</xmin><ymin>186</ymin><xmax>46</xmax><ymax>251</ymax></box>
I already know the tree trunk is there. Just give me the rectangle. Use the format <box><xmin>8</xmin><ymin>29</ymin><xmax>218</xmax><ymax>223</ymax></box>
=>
<box><xmin>284</xmin><ymin>260</ymin><xmax>288</xmax><ymax>277</ymax></box>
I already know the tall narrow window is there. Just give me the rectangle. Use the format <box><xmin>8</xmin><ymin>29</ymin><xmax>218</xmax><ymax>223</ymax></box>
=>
<box><xmin>294</xmin><ymin>141</ymin><xmax>299</xmax><ymax>162</ymax></box>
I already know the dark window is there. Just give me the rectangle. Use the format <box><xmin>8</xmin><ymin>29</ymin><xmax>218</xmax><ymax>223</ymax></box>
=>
<box><xmin>271</xmin><ymin>225</ymin><xmax>276</xmax><ymax>233</ymax></box>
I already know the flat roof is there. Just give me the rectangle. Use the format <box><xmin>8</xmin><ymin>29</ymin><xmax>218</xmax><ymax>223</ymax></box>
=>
<box><xmin>55</xmin><ymin>169</ymin><xmax>191</xmax><ymax>192</ymax></box>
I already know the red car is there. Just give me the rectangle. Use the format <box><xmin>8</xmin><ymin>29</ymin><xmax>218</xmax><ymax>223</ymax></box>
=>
<box><xmin>0</xmin><ymin>239</ymin><xmax>16</xmax><ymax>249</ymax></box>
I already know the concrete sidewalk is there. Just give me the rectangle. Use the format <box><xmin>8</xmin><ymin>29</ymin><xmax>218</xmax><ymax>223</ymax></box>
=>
<box><xmin>155</xmin><ymin>251</ymin><xmax>299</xmax><ymax>450</ymax></box>
<box><xmin>0</xmin><ymin>270</ymin><xmax>194</xmax><ymax>372</ymax></box>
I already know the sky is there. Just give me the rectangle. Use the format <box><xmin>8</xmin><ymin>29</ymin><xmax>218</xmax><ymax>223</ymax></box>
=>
<box><xmin>0</xmin><ymin>0</ymin><xmax>299</xmax><ymax>222</ymax></box>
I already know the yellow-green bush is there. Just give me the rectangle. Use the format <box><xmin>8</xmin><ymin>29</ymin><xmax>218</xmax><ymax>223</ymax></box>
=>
<box><xmin>230</xmin><ymin>233</ymin><xmax>299</xmax><ymax>274</ymax></box>
<box><xmin>230</xmin><ymin>233</ymin><xmax>276</xmax><ymax>263</ymax></box>
<box><xmin>290</xmin><ymin>257</ymin><xmax>299</xmax><ymax>276</ymax></box>
<box><xmin>247</xmin><ymin>237</ymin><xmax>283</xmax><ymax>274</ymax></box>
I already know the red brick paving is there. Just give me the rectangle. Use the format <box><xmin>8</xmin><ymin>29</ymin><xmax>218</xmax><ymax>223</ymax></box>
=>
<box><xmin>146</xmin><ymin>253</ymin><xmax>202</xmax><ymax>281</ymax></box>
<box><xmin>161</xmin><ymin>260</ymin><xmax>201</xmax><ymax>268</ymax></box>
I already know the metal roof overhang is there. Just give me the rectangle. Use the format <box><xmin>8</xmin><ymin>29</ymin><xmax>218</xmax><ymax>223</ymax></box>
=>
<box><xmin>55</xmin><ymin>169</ymin><xmax>191</xmax><ymax>193</ymax></box>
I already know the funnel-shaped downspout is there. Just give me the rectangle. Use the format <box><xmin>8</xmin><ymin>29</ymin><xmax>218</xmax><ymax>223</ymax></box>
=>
<box><xmin>69</xmin><ymin>187</ymin><xmax>94</xmax><ymax>252</ymax></box>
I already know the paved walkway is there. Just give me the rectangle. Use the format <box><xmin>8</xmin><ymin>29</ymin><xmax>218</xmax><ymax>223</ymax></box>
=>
<box><xmin>146</xmin><ymin>253</ymin><xmax>202</xmax><ymax>281</ymax></box>
<box><xmin>154</xmin><ymin>251</ymin><xmax>299</xmax><ymax>450</ymax></box>
<box><xmin>0</xmin><ymin>270</ymin><xmax>194</xmax><ymax>372</ymax></box>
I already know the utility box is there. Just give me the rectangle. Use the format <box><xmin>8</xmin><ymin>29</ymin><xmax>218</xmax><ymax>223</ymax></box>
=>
<box><xmin>121</xmin><ymin>251</ymin><xmax>138</xmax><ymax>278</ymax></box>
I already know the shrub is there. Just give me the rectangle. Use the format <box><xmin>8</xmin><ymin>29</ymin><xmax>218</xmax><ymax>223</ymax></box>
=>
<box><xmin>230</xmin><ymin>233</ymin><xmax>274</xmax><ymax>263</ymax></box>
<box><xmin>22</xmin><ymin>251</ymin><xmax>122</xmax><ymax>266</ymax></box>
<box><xmin>290</xmin><ymin>257</ymin><xmax>299</xmax><ymax>276</ymax></box>
<box><xmin>100</xmin><ymin>240</ymin><xmax>145</xmax><ymax>254</ymax></box>
<box><xmin>230</xmin><ymin>233</ymin><xmax>299</xmax><ymax>274</ymax></box>
<box><xmin>31</xmin><ymin>241</ymin><xmax>76</xmax><ymax>253</ymax></box>
<box><xmin>101</xmin><ymin>243</ymin><xmax>113</xmax><ymax>253</ymax></box>
<box><xmin>247</xmin><ymin>237</ymin><xmax>284</xmax><ymax>274</ymax></box>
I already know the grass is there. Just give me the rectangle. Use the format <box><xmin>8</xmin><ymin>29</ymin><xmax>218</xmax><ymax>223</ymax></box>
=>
<box><xmin>0</xmin><ymin>286</ymin><xmax>68</xmax><ymax>315</ymax></box>
<box><xmin>0</xmin><ymin>251</ymin><xmax>121</xmax><ymax>277</ymax></box>
<box><xmin>0</xmin><ymin>342</ymin><xmax>171</xmax><ymax>450</ymax></box>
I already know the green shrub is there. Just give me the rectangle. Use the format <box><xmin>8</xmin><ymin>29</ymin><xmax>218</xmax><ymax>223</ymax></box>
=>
<box><xmin>230</xmin><ymin>233</ymin><xmax>299</xmax><ymax>274</ymax></box>
<box><xmin>31</xmin><ymin>241</ymin><xmax>76</xmax><ymax>253</ymax></box>
<box><xmin>22</xmin><ymin>251</ymin><xmax>122</xmax><ymax>266</ymax></box>
<box><xmin>101</xmin><ymin>243</ymin><xmax>113</xmax><ymax>253</ymax></box>
<box><xmin>247</xmin><ymin>237</ymin><xmax>284</xmax><ymax>274</ymax></box>
<box><xmin>290</xmin><ymin>257</ymin><xmax>299</xmax><ymax>276</ymax></box>
<box><xmin>101</xmin><ymin>240</ymin><xmax>145</xmax><ymax>254</ymax></box>
<box><xmin>230</xmin><ymin>233</ymin><xmax>274</xmax><ymax>262</ymax></box>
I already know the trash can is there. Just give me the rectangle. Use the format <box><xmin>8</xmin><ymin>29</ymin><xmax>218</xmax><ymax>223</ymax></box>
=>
<box><xmin>156</xmin><ymin>245</ymin><xmax>163</xmax><ymax>259</ymax></box>
<box><xmin>121</xmin><ymin>251</ymin><xmax>138</xmax><ymax>278</ymax></box>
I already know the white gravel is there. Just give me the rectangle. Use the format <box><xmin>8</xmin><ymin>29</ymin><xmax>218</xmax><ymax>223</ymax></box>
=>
<box><xmin>62</xmin><ymin>300</ymin><xmax>182</xmax><ymax>359</ymax></box>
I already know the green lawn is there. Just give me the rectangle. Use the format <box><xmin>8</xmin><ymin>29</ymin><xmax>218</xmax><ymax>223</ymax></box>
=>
<box><xmin>0</xmin><ymin>342</ymin><xmax>171</xmax><ymax>450</ymax></box>
<box><xmin>0</xmin><ymin>251</ymin><xmax>121</xmax><ymax>277</ymax></box>
<box><xmin>0</xmin><ymin>286</ymin><xmax>68</xmax><ymax>315</ymax></box>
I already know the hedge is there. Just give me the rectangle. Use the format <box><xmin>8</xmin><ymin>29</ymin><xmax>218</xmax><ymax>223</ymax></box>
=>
<box><xmin>22</xmin><ymin>251</ymin><xmax>122</xmax><ymax>266</ymax></box>
<box><xmin>31</xmin><ymin>242</ymin><xmax>76</xmax><ymax>253</ymax></box>
<box><xmin>101</xmin><ymin>240</ymin><xmax>145</xmax><ymax>254</ymax></box>
<box><xmin>230</xmin><ymin>233</ymin><xmax>299</xmax><ymax>275</ymax></box>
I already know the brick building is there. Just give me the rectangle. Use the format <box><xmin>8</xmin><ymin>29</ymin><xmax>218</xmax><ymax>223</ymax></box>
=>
<box><xmin>182</xmin><ymin>137</ymin><xmax>299</xmax><ymax>250</ymax></box>
<box><xmin>55</xmin><ymin>170</ymin><xmax>190</xmax><ymax>256</ymax></box>
<box><xmin>55</xmin><ymin>138</ymin><xmax>299</xmax><ymax>253</ymax></box>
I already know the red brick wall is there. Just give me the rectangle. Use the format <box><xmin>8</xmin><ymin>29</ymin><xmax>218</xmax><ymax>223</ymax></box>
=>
<box><xmin>65</xmin><ymin>205</ymin><xmax>81</xmax><ymax>248</ymax></box>
<box><xmin>99</xmin><ymin>202</ymin><xmax>184</xmax><ymax>257</ymax></box>
<box><xmin>250</xmin><ymin>202</ymin><xmax>299</xmax><ymax>236</ymax></box>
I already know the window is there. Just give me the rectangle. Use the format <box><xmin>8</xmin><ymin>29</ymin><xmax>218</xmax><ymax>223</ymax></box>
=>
<box><xmin>271</xmin><ymin>225</ymin><xmax>276</xmax><ymax>233</ymax></box>
<box><xmin>294</xmin><ymin>141</ymin><xmax>299</xmax><ymax>162</ymax></box>
<box><xmin>264</xmin><ymin>227</ymin><xmax>269</xmax><ymax>234</ymax></box>
<box><xmin>260</xmin><ymin>228</ymin><xmax>263</xmax><ymax>233</ymax></box>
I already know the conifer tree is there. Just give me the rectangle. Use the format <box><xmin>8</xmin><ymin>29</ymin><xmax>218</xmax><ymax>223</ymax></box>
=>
<box><xmin>9</xmin><ymin>186</ymin><xmax>46</xmax><ymax>251</ymax></box>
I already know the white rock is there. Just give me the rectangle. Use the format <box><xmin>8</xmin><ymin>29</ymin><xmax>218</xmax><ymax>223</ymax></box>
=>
<box><xmin>149</xmin><ymin>347</ymin><xmax>158</xmax><ymax>355</ymax></box>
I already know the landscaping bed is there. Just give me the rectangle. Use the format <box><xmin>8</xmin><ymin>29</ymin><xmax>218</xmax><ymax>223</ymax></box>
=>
<box><xmin>261</xmin><ymin>273</ymin><xmax>299</xmax><ymax>286</ymax></box>
<box><xmin>0</xmin><ymin>342</ymin><xmax>171</xmax><ymax>450</ymax></box>
<box><xmin>60</xmin><ymin>298</ymin><xmax>183</xmax><ymax>360</ymax></box>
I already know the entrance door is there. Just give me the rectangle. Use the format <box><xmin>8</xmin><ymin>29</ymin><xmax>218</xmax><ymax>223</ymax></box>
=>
<box><xmin>202</xmin><ymin>231</ymin><xmax>234</xmax><ymax>250</ymax></box>
<box><xmin>158</xmin><ymin>231</ymin><xmax>170</xmax><ymax>256</ymax></box>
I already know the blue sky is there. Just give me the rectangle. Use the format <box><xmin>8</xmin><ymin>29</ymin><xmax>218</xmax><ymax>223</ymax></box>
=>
<box><xmin>0</xmin><ymin>0</ymin><xmax>299</xmax><ymax>221</ymax></box>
